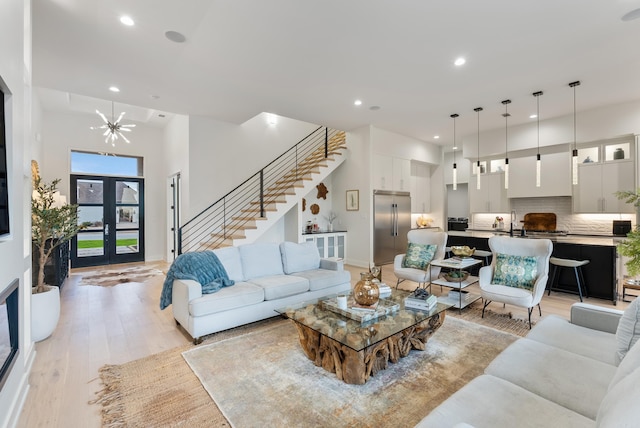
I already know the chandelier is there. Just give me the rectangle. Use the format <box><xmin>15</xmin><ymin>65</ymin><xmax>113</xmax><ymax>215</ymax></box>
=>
<box><xmin>91</xmin><ymin>101</ymin><xmax>135</xmax><ymax>146</ymax></box>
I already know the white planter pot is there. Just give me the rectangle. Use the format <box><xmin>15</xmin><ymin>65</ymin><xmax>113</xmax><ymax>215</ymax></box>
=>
<box><xmin>31</xmin><ymin>286</ymin><xmax>60</xmax><ymax>342</ymax></box>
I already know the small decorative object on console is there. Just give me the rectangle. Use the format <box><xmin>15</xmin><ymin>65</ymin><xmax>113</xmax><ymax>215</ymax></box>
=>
<box><xmin>353</xmin><ymin>272</ymin><xmax>380</xmax><ymax>306</ymax></box>
<box><xmin>404</xmin><ymin>288</ymin><xmax>437</xmax><ymax>310</ymax></box>
<box><xmin>451</xmin><ymin>246</ymin><xmax>475</xmax><ymax>257</ymax></box>
<box><xmin>443</xmin><ymin>270</ymin><xmax>470</xmax><ymax>282</ymax></box>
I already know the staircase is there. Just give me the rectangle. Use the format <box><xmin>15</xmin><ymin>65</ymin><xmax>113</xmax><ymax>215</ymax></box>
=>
<box><xmin>178</xmin><ymin>127</ymin><xmax>347</xmax><ymax>253</ymax></box>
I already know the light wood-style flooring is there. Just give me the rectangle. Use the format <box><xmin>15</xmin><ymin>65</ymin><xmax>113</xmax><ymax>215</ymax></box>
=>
<box><xmin>17</xmin><ymin>261</ymin><xmax>630</xmax><ymax>427</ymax></box>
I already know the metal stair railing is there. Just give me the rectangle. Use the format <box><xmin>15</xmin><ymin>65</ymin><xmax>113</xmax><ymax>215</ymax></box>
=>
<box><xmin>178</xmin><ymin>126</ymin><xmax>346</xmax><ymax>253</ymax></box>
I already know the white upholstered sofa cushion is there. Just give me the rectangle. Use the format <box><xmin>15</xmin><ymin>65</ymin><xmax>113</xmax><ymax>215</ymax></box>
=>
<box><xmin>292</xmin><ymin>269</ymin><xmax>351</xmax><ymax>291</ymax></box>
<box><xmin>189</xmin><ymin>282</ymin><xmax>264</xmax><ymax>316</ymax></box>
<box><xmin>239</xmin><ymin>242</ymin><xmax>284</xmax><ymax>279</ymax></box>
<box><xmin>615</xmin><ymin>296</ymin><xmax>640</xmax><ymax>364</ymax></box>
<box><xmin>248</xmin><ymin>275</ymin><xmax>309</xmax><ymax>300</ymax></box>
<box><xmin>526</xmin><ymin>315</ymin><xmax>618</xmax><ymax>366</ymax></box>
<box><xmin>280</xmin><ymin>241</ymin><xmax>320</xmax><ymax>274</ymax></box>
<box><xmin>416</xmin><ymin>374</ymin><xmax>595</xmax><ymax>428</ymax></box>
<box><xmin>485</xmin><ymin>338</ymin><xmax>616</xmax><ymax>420</ymax></box>
<box><xmin>596</xmin><ymin>365</ymin><xmax>640</xmax><ymax>427</ymax></box>
<box><xmin>212</xmin><ymin>246</ymin><xmax>245</xmax><ymax>282</ymax></box>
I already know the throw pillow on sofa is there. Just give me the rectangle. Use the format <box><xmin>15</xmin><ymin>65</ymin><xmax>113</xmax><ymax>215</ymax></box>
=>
<box><xmin>402</xmin><ymin>243</ymin><xmax>437</xmax><ymax>270</ymax></box>
<box><xmin>239</xmin><ymin>242</ymin><xmax>284</xmax><ymax>279</ymax></box>
<box><xmin>280</xmin><ymin>241</ymin><xmax>321</xmax><ymax>274</ymax></box>
<box><xmin>615</xmin><ymin>296</ymin><xmax>640</xmax><ymax>363</ymax></box>
<box><xmin>492</xmin><ymin>253</ymin><xmax>538</xmax><ymax>291</ymax></box>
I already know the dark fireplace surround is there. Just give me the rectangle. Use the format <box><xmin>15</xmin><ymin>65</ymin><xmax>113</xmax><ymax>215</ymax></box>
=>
<box><xmin>0</xmin><ymin>278</ymin><xmax>19</xmax><ymax>391</ymax></box>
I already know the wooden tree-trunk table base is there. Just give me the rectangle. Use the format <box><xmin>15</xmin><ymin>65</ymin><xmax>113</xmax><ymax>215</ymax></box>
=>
<box><xmin>291</xmin><ymin>311</ymin><xmax>446</xmax><ymax>385</ymax></box>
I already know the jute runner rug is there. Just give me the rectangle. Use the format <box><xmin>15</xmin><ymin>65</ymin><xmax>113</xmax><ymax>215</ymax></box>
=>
<box><xmin>93</xmin><ymin>312</ymin><xmax>522</xmax><ymax>427</ymax></box>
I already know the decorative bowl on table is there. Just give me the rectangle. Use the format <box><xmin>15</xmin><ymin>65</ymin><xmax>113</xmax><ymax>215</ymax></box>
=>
<box><xmin>443</xmin><ymin>271</ymin><xmax>470</xmax><ymax>282</ymax></box>
<box><xmin>451</xmin><ymin>246</ymin><xmax>475</xmax><ymax>257</ymax></box>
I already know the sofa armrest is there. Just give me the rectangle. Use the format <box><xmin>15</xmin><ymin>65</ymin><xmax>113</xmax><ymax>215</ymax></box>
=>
<box><xmin>570</xmin><ymin>302</ymin><xmax>623</xmax><ymax>334</ymax></box>
<box><xmin>172</xmin><ymin>279</ymin><xmax>202</xmax><ymax>327</ymax></box>
<box><xmin>320</xmin><ymin>258</ymin><xmax>344</xmax><ymax>271</ymax></box>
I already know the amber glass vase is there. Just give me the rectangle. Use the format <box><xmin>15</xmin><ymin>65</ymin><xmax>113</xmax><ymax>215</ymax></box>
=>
<box><xmin>353</xmin><ymin>272</ymin><xmax>380</xmax><ymax>306</ymax></box>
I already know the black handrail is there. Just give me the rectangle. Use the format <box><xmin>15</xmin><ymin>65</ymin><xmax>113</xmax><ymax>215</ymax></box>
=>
<box><xmin>178</xmin><ymin>126</ymin><xmax>345</xmax><ymax>254</ymax></box>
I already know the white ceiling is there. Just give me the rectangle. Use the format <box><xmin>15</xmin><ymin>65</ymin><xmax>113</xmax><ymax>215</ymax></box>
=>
<box><xmin>32</xmin><ymin>0</ymin><xmax>640</xmax><ymax>143</ymax></box>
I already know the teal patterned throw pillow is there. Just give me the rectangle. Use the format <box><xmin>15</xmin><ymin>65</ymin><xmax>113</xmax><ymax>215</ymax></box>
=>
<box><xmin>402</xmin><ymin>243</ymin><xmax>437</xmax><ymax>270</ymax></box>
<box><xmin>493</xmin><ymin>253</ymin><xmax>538</xmax><ymax>291</ymax></box>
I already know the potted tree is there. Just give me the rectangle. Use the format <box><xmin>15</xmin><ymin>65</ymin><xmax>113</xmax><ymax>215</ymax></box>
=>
<box><xmin>616</xmin><ymin>190</ymin><xmax>640</xmax><ymax>277</ymax></box>
<box><xmin>31</xmin><ymin>177</ymin><xmax>81</xmax><ymax>341</ymax></box>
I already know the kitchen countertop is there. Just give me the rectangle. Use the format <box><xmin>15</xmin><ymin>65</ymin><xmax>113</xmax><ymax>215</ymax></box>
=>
<box><xmin>453</xmin><ymin>229</ymin><xmax>626</xmax><ymax>246</ymax></box>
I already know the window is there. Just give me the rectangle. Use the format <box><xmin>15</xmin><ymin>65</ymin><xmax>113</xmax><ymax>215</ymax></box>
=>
<box><xmin>70</xmin><ymin>151</ymin><xmax>143</xmax><ymax>177</ymax></box>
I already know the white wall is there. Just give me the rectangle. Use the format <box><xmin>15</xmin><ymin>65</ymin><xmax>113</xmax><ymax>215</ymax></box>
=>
<box><xmin>187</xmin><ymin>113</ymin><xmax>319</xmax><ymax>220</ymax></box>
<box><xmin>40</xmin><ymin>110</ymin><xmax>168</xmax><ymax>261</ymax></box>
<box><xmin>371</xmin><ymin>127</ymin><xmax>441</xmax><ymax>164</ymax></box>
<box><xmin>0</xmin><ymin>0</ymin><xmax>31</xmax><ymax>425</ymax></box>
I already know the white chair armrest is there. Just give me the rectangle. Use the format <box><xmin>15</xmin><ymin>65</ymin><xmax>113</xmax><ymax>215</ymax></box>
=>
<box><xmin>320</xmin><ymin>258</ymin><xmax>344</xmax><ymax>271</ymax></box>
<box><xmin>172</xmin><ymin>279</ymin><xmax>202</xmax><ymax>327</ymax></box>
<box><xmin>394</xmin><ymin>254</ymin><xmax>405</xmax><ymax>270</ymax></box>
<box><xmin>479</xmin><ymin>265</ymin><xmax>493</xmax><ymax>285</ymax></box>
<box><xmin>570</xmin><ymin>302</ymin><xmax>623</xmax><ymax>334</ymax></box>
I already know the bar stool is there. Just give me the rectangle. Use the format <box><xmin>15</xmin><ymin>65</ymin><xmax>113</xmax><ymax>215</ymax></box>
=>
<box><xmin>548</xmin><ymin>257</ymin><xmax>589</xmax><ymax>302</ymax></box>
<box><xmin>473</xmin><ymin>250</ymin><xmax>492</xmax><ymax>266</ymax></box>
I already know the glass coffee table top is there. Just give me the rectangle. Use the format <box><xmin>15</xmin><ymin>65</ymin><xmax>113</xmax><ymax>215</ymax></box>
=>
<box><xmin>275</xmin><ymin>289</ymin><xmax>450</xmax><ymax>352</ymax></box>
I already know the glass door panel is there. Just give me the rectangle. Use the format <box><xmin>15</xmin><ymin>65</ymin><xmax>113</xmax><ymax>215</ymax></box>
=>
<box><xmin>71</xmin><ymin>175</ymin><xmax>144</xmax><ymax>267</ymax></box>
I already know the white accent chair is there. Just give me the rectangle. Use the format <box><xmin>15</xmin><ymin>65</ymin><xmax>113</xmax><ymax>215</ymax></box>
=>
<box><xmin>393</xmin><ymin>230</ymin><xmax>448</xmax><ymax>289</ymax></box>
<box><xmin>479</xmin><ymin>236</ymin><xmax>553</xmax><ymax>328</ymax></box>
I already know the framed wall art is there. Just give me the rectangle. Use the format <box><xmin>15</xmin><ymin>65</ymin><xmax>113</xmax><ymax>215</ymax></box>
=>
<box><xmin>346</xmin><ymin>190</ymin><xmax>359</xmax><ymax>211</ymax></box>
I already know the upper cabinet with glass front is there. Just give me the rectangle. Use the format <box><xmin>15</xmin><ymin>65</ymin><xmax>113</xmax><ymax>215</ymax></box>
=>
<box><xmin>573</xmin><ymin>138</ymin><xmax>635</xmax><ymax>214</ymax></box>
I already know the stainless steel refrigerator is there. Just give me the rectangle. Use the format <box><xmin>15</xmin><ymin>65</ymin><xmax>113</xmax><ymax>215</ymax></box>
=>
<box><xmin>373</xmin><ymin>190</ymin><xmax>411</xmax><ymax>265</ymax></box>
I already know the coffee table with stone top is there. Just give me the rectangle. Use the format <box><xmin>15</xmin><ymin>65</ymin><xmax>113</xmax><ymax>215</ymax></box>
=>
<box><xmin>276</xmin><ymin>290</ymin><xmax>451</xmax><ymax>385</ymax></box>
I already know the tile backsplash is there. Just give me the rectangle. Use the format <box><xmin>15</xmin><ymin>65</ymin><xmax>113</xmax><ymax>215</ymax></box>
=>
<box><xmin>471</xmin><ymin>196</ymin><xmax>636</xmax><ymax>235</ymax></box>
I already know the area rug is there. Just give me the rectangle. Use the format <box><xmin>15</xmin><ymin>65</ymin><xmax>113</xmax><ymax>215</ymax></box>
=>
<box><xmin>182</xmin><ymin>316</ymin><xmax>518</xmax><ymax>428</ymax></box>
<box><xmin>447</xmin><ymin>303</ymin><xmax>535</xmax><ymax>337</ymax></box>
<box><xmin>77</xmin><ymin>266</ymin><xmax>164</xmax><ymax>287</ymax></box>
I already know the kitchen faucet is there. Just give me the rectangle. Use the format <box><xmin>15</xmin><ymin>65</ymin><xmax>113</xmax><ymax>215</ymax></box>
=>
<box><xmin>510</xmin><ymin>210</ymin><xmax>517</xmax><ymax>237</ymax></box>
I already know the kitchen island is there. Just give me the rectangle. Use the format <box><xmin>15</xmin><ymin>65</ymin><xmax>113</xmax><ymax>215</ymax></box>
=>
<box><xmin>447</xmin><ymin>230</ymin><xmax>620</xmax><ymax>304</ymax></box>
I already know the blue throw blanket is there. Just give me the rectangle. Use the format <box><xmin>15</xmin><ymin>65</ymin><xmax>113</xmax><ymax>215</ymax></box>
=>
<box><xmin>160</xmin><ymin>251</ymin><xmax>235</xmax><ymax>310</ymax></box>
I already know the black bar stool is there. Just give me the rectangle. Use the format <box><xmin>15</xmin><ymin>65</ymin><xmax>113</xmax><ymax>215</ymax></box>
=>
<box><xmin>548</xmin><ymin>257</ymin><xmax>589</xmax><ymax>301</ymax></box>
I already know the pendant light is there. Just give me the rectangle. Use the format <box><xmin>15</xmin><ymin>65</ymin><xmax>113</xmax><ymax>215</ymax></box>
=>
<box><xmin>474</xmin><ymin>107</ymin><xmax>483</xmax><ymax>190</ymax></box>
<box><xmin>533</xmin><ymin>91</ymin><xmax>543</xmax><ymax>187</ymax></box>
<box><xmin>569</xmin><ymin>81</ymin><xmax>581</xmax><ymax>185</ymax></box>
<box><xmin>501</xmin><ymin>99</ymin><xmax>511</xmax><ymax>189</ymax></box>
<box><xmin>451</xmin><ymin>114</ymin><xmax>459</xmax><ymax>190</ymax></box>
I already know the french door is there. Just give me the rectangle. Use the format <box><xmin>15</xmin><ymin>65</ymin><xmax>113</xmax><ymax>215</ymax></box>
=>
<box><xmin>70</xmin><ymin>175</ymin><xmax>145</xmax><ymax>268</ymax></box>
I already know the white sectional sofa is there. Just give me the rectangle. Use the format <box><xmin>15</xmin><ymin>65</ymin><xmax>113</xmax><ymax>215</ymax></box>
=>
<box><xmin>172</xmin><ymin>241</ymin><xmax>351</xmax><ymax>343</ymax></box>
<box><xmin>417</xmin><ymin>300</ymin><xmax>640</xmax><ymax>428</ymax></box>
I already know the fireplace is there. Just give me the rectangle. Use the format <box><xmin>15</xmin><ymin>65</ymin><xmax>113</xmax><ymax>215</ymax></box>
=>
<box><xmin>0</xmin><ymin>278</ymin><xmax>19</xmax><ymax>391</ymax></box>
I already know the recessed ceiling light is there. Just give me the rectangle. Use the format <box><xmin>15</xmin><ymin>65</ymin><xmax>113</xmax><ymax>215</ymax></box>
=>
<box><xmin>453</xmin><ymin>146</ymin><xmax>458</xmax><ymax>150</ymax></box>
<box><xmin>529</xmin><ymin>114</ymin><xmax>538</xmax><ymax>119</ymax></box>
<box><xmin>454</xmin><ymin>57</ymin><xmax>466</xmax><ymax>66</ymax></box>
<box><xmin>354</xmin><ymin>100</ymin><xmax>362</xmax><ymax>106</ymax></box>
<box><xmin>120</xmin><ymin>16</ymin><xmax>135</xmax><ymax>26</ymax></box>
<box><xmin>158</xmin><ymin>114</ymin><xmax>166</xmax><ymax>118</ymax></box>
<box><xmin>109</xmin><ymin>86</ymin><xmax>120</xmax><ymax>92</ymax></box>
<box><xmin>622</xmin><ymin>8</ymin><xmax>640</xmax><ymax>21</ymax></box>
<box><xmin>369</xmin><ymin>105</ymin><xmax>381</xmax><ymax>111</ymax></box>
<box><xmin>151</xmin><ymin>95</ymin><xmax>160</xmax><ymax>99</ymax></box>
<box><xmin>165</xmin><ymin>30</ymin><xmax>186</xmax><ymax>43</ymax></box>
<box><xmin>434</xmin><ymin>135</ymin><xmax>440</xmax><ymax>139</ymax></box>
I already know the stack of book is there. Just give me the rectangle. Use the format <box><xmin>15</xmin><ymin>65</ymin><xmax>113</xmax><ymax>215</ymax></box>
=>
<box><xmin>404</xmin><ymin>290</ymin><xmax>437</xmax><ymax>311</ymax></box>
<box><xmin>378</xmin><ymin>283</ymin><xmax>392</xmax><ymax>297</ymax></box>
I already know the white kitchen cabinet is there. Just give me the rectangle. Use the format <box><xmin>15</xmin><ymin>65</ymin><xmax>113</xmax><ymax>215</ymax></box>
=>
<box><xmin>393</xmin><ymin>157</ymin><xmax>411</xmax><ymax>191</ymax></box>
<box><xmin>573</xmin><ymin>160</ymin><xmax>635</xmax><ymax>213</ymax></box>
<box><xmin>303</xmin><ymin>232</ymin><xmax>347</xmax><ymax>259</ymax></box>
<box><xmin>507</xmin><ymin>152</ymin><xmax>572</xmax><ymax>198</ymax></box>
<box><xmin>372</xmin><ymin>154</ymin><xmax>410</xmax><ymax>191</ymax></box>
<box><xmin>410</xmin><ymin>161</ymin><xmax>430</xmax><ymax>213</ymax></box>
<box><xmin>469</xmin><ymin>172</ymin><xmax>509</xmax><ymax>213</ymax></box>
